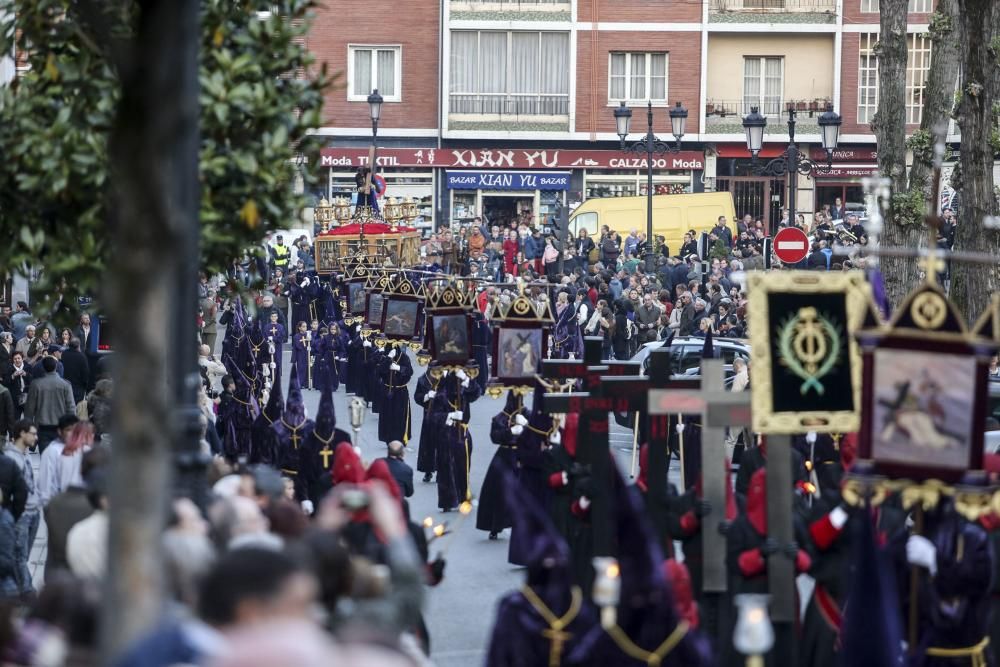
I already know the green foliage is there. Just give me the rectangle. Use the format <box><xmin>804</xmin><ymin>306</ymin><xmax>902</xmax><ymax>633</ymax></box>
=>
<box><xmin>0</xmin><ymin>1</ymin><xmax>330</xmax><ymax>314</ymax></box>
<box><xmin>891</xmin><ymin>188</ymin><xmax>927</xmax><ymax>228</ymax></box>
<box><xmin>906</xmin><ymin>129</ymin><xmax>934</xmax><ymax>164</ymax></box>
<box><xmin>927</xmin><ymin>10</ymin><xmax>953</xmax><ymax>42</ymax></box>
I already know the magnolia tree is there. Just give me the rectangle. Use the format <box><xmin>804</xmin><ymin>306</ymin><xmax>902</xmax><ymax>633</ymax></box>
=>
<box><xmin>0</xmin><ymin>0</ymin><xmax>329</xmax><ymax>658</ymax></box>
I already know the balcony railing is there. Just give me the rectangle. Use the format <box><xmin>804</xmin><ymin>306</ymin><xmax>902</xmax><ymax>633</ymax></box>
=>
<box><xmin>449</xmin><ymin>93</ymin><xmax>569</xmax><ymax>117</ymax></box>
<box><xmin>711</xmin><ymin>0</ymin><xmax>836</xmax><ymax>12</ymax></box>
<box><xmin>704</xmin><ymin>98</ymin><xmax>832</xmax><ymax>131</ymax></box>
<box><xmin>451</xmin><ymin>0</ymin><xmax>569</xmax><ymax>5</ymax></box>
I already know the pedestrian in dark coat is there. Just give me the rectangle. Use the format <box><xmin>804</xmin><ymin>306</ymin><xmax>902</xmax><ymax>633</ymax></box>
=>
<box><xmin>476</xmin><ymin>392</ymin><xmax>525</xmax><ymax>539</ymax></box>
<box><xmin>61</xmin><ymin>339</ymin><xmax>90</xmax><ymax>404</ymax></box>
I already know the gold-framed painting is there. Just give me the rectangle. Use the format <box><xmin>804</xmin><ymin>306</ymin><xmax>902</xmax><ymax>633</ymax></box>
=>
<box><xmin>747</xmin><ymin>270</ymin><xmax>871</xmax><ymax>434</ymax></box>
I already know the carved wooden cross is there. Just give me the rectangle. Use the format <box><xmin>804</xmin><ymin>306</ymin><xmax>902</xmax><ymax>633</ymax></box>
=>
<box><xmin>649</xmin><ymin>358</ymin><xmax>751</xmax><ymax>595</ymax></box>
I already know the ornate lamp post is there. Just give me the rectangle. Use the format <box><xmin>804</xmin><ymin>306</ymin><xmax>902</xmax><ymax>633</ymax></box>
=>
<box><xmin>741</xmin><ymin>104</ymin><xmax>842</xmax><ymax>236</ymax></box>
<box><xmin>613</xmin><ymin>100</ymin><xmax>688</xmax><ymax>273</ymax></box>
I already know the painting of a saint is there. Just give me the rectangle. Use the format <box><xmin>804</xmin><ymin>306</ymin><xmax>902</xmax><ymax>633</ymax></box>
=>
<box><xmin>433</xmin><ymin>314</ymin><xmax>470</xmax><ymax>364</ymax></box>
<box><xmin>870</xmin><ymin>348</ymin><xmax>975</xmax><ymax>470</ymax></box>
<box><xmin>384</xmin><ymin>299</ymin><xmax>419</xmax><ymax>338</ymax></box>
<box><xmin>497</xmin><ymin>328</ymin><xmax>542</xmax><ymax>379</ymax></box>
<box><xmin>348</xmin><ymin>282</ymin><xmax>366</xmax><ymax>315</ymax></box>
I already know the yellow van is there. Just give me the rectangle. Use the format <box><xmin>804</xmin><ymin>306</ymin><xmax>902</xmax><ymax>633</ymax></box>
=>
<box><xmin>568</xmin><ymin>192</ymin><xmax>737</xmax><ymax>256</ymax></box>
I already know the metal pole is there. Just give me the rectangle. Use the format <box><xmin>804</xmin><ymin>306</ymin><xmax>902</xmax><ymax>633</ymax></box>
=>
<box><xmin>646</xmin><ymin>102</ymin><xmax>655</xmax><ymax>273</ymax></box>
<box><xmin>785</xmin><ymin>109</ymin><xmax>797</xmax><ymax>238</ymax></box>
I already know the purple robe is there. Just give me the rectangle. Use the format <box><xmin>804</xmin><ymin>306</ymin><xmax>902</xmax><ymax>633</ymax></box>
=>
<box><xmin>509</xmin><ymin>411</ymin><xmax>554</xmax><ymax>566</ymax></box>
<box><xmin>377</xmin><ymin>350</ymin><xmax>413</xmax><ymax>445</ymax></box>
<box><xmin>434</xmin><ymin>373</ymin><xmax>482</xmax><ymax>511</ymax></box>
<box><xmin>552</xmin><ymin>302</ymin><xmax>582</xmax><ymax>359</ymax></box>
<box><xmin>476</xmin><ymin>393</ymin><xmax>524</xmax><ymax>534</ymax></box>
<box><xmin>414</xmin><ymin>372</ymin><xmax>444</xmax><ymax>475</ymax></box>
<box><xmin>486</xmin><ymin>584</ymin><xmax>597</xmax><ymax>667</ymax></box>
<box><xmin>291</xmin><ymin>332</ymin><xmax>313</xmax><ymax>390</ymax></box>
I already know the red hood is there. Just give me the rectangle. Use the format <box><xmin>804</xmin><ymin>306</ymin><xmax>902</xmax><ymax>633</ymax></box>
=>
<box><xmin>840</xmin><ymin>432</ymin><xmax>858</xmax><ymax>471</ymax></box>
<box><xmin>694</xmin><ymin>459</ymin><xmax>737</xmax><ymax>521</ymax></box>
<box><xmin>747</xmin><ymin>467</ymin><xmax>767</xmax><ymax>535</ymax></box>
<box><xmin>563</xmin><ymin>413</ymin><xmax>579</xmax><ymax>458</ymax></box>
<box><xmin>664</xmin><ymin>559</ymin><xmax>699</xmax><ymax>630</ymax></box>
<box><xmin>637</xmin><ymin>444</ymin><xmax>649</xmax><ymax>493</ymax></box>
<box><xmin>331</xmin><ymin>442</ymin><xmax>365</xmax><ymax>485</ymax></box>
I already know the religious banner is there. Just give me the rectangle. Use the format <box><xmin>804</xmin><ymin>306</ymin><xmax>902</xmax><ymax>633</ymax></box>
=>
<box><xmin>488</xmin><ymin>292</ymin><xmax>553</xmax><ymax>395</ymax></box>
<box><xmin>422</xmin><ymin>279</ymin><xmax>478</xmax><ymax>374</ymax></box>
<box><xmin>363</xmin><ymin>270</ymin><xmax>390</xmax><ymax>334</ymax></box>
<box><xmin>747</xmin><ymin>271</ymin><xmax>870</xmax><ymax>434</ymax></box>
<box><xmin>379</xmin><ymin>270</ymin><xmax>426</xmax><ymax>347</ymax></box>
<box><xmin>857</xmin><ymin>282</ymin><xmax>996</xmax><ymax>482</ymax></box>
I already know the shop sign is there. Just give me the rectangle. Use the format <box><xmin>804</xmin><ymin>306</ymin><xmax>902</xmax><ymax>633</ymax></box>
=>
<box><xmin>445</xmin><ymin>170</ymin><xmax>571</xmax><ymax>190</ymax></box>
<box><xmin>817</xmin><ymin>165</ymin><xmax>879</xmax><ymax>178</ymax></box>
<box><xmin>809</xmin><ymin>147</ymin><xmax>878</xmax><ymax>162</ymax></box>
<box><xmin>320</xmin><ymin>147</ymin><xmax>704</xmax><ymax>170</ymax></box>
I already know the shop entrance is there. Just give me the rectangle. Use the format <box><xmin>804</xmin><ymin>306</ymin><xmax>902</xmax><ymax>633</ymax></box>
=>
<box><xmin>483</xmin><ymin>195</ymin><xmax>534</xmax><ymax>229</ymax></box>
<box><xmin>815</xmin><ymin>184</ymin><xmax>864</xmax><ymax>212</ymax></box>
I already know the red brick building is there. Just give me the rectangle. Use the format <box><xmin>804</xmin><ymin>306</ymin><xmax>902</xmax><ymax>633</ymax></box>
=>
<box><xmin>309</xmin><ymin>0</ymin><xmax>942</xmax><ymax>231</ymax></box>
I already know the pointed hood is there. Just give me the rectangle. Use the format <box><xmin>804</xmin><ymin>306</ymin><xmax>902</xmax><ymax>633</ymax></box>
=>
<box><xmin>261</xmin><ymin>371</ymin><xmax>284</xmax><ymax>424</ymax></box>
<box><xmin>313</xmin><ymin>381</ymin><xmax>337</xmax><ymax>441</ymax></box>
<box><xmin>503</xmin><ymin>470</ymin><xmax>573</xmax><ymax>588</ymax></box>
<box><xmin>332</xmin><ymin>442</ymin><xmax>365</xmax><ymax>485</ymax></box>
<box><xmin>608</xmin><ymin>465</ymin><xmax>707</xmax><ymax>667</ymax></box>
<box><xmin>502</xmin><ymin>390</ymin><xmax>522</xmax><ymax>415</ymax></box>
<box><xmin>284</xmin><ymin>361</ymin><xmax>307</xmax><ymax>426</ymax></box>
<box><xmin>701</xmin><ymin>328</ymin><xmax>715</xmax><ymax>359</ymax></box>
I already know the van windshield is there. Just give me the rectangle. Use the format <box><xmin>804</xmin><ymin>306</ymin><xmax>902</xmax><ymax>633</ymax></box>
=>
<box><xmin>573</xmin><ymin>211</ymin><xmax>598</xmax><ymax>237</ymax></box>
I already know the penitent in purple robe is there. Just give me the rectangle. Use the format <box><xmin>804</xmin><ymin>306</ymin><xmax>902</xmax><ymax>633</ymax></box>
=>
<box><xmin>486</xmin><ymin>470</ymin><xmax>597</xmax><ymax>667</ymax></box>
<box><xmin>476</xmin><ymin>391</ymin><xmax>524</xmax><ymax>535</ymax></box>
<box><xmin>434</xmin><ymin>372</ymin><xmax>481</xmax><ymax>512</ymax></box>
<box><xmin>377</xmin><ymin>348</ymin><xmax>413</xmax><ymax>445</ymax></box>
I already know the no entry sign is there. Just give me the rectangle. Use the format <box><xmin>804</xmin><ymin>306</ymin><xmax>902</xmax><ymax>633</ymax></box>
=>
<box><xmin>773</xmin><ymin>227</ymin><xmax>810</xmax><ymax>264</ymax></box>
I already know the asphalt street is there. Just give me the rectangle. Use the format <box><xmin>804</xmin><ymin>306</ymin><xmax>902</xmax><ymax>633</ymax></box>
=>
<box><xmin>286</xmin><ymin>347</ymin><xmax>664</xmax><ymax>667</ymax></box>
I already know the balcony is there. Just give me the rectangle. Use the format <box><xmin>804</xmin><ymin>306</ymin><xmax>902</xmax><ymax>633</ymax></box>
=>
<box><xmin>704</xmin><ymin>98</ymin><xmax>833</xmax><ymax>133</ymax></box>
<box><xmin>709</xmin><ymin>0</ymin><xmax>837</xmax><ymax>24</ymax></box>
<box><xmin>450</xmin><ymin>0</ymin><xmax>571</xmax><ymax>22</ymax></box>
<box><xmin>448</xmin><ymin>93</ymin><xmax>569</xmax><ymax>132</ymax></box>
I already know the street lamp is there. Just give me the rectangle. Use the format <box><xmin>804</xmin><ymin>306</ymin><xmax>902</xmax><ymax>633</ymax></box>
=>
<box><xmin>613</xmin><ymin>100</ymin><xmax>688</xmax><ymax>273</ymax></box>
<box><xmin>367</xmin><ymin>88</ymin><xmax>384</xmax><ymax>136</ymax></box>
<box><xmin>741</xmin><ymin>103</ymin><xmax>841</xmax><ymax>236</ymax></box>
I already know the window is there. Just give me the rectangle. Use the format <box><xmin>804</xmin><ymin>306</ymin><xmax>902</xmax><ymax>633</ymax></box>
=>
<box><xmin>743</xmin><ymin>56</ymin><xmax>783</xmax><ymax>116</ymax></box>
<box><xmin>348</xmin><ymin>46</ymin><xmax>401</xmax><ymax>101</ymax></box>
<box><xmin>857</xmin><ymin>33</ymin><xmax>878</xmax><ymax>124</ymax></box>
<box><xmin>857</xmin><ymin>33</ymin><xmax>932</xmax><ymax>125</ymax></box>
<box><xmin>608</xmin><ymin>52</ymin><xmax>668</xmax><ymax>104</ymax></box>
<box><xmin>449</xmin><ymin>31</ymin><xmax>570</xmax><ymax>115</ymax></box>
<box><xmin>861</xmin><ymin>0</ymin><xmax>932</xmax><ymax>13</ymax></box>
<box><xmin>905</xmin><ymin>33</ymin><xmax>931</xmax><ymax>124</ymax></box>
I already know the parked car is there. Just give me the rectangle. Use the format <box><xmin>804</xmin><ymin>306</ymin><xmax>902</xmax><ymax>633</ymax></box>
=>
<box><xmin>611</xmin><ymin>336</ymin><xmax>749</xmax><ymax>428</ymax></box>
<box><xmin>633</xmin><ymin>335</ymin><xmax>750</xmax><ymax>380</ymax></box>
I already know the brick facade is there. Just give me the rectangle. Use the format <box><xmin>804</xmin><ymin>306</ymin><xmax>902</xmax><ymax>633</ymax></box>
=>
<box><xmin>310</xmin><ymin>0</ymin><xmax>439</xmax><ymax>130</ymax></box>
<box><xmin>575</xmin><ymin>31</ymin><xmax>702</xmax><ymax>135</ymax></box>
<box><xmin>577</xmin><ymin>0</ymin><xmax>701</xmax><ymax>24</ymax></box>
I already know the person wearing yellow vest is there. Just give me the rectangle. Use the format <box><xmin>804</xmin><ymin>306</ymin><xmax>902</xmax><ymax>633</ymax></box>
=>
<box><xmin>270</xmin><ymin>234</ymin><xmax>291</xmax><ymax>270</ymax></box>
